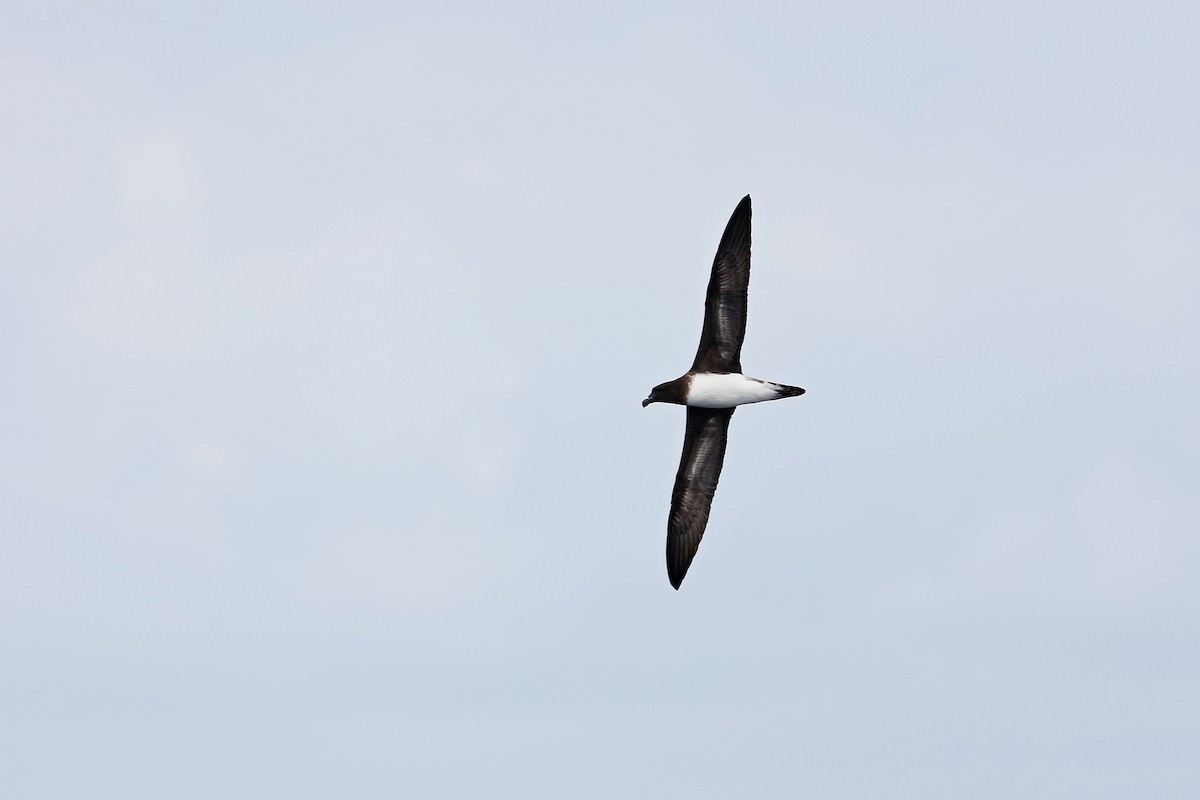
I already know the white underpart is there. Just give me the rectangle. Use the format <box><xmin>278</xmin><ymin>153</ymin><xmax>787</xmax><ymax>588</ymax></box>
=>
<box><xmin>686</xmin><ymin>373</ymin><xmax>787</xmax><ymax>408</ymax></box>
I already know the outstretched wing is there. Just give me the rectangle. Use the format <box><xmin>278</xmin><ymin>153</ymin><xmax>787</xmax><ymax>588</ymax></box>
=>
<box><xmin>667</xmin><ymin>406</ymin><xmax>735</xmax><ymax>588</ymax></box>
<box><xmin>691</xmin><ymin>195</ymin><xmax>751</xmax><ymax>374</ymax></box>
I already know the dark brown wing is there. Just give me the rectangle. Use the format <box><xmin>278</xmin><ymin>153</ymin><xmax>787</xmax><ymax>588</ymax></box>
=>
<box><xmin>691</xmin><ymin>195</ymin><xmax>751</xmax><ymax>374</ymax></box>
<box><xmin>667</xmin><ymin>406</ymin><xmax>735</xmax><ymax>588</ymax></box>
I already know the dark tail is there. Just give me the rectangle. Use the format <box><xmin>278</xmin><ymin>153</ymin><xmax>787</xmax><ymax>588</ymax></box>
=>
<box><xmin>775</xmin><ymin>383</ymin><xmax>805</xmax><ymax>398</ymax></box>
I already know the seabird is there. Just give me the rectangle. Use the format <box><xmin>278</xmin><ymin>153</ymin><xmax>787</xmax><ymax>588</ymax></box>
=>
<box><xmin>643</xmin><ymin>195</ymin><xmax>805</xmax><ymax>589</ymax></box>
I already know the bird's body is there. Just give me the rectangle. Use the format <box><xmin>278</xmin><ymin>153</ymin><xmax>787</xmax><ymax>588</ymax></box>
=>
<box><xmin>659</xmin><ymin>371</ymin><xmax>804</xmax><ymax>409</ymax></box>
<box><xmin>643</xmin><ymin>195</ymin><xmax>804</xmax><ymax>588</ymax></box>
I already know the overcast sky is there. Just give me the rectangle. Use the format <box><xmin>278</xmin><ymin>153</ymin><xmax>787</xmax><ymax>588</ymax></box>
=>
<box><xmin>4</xmin><ymin>1</ymin><xmax>1200</xmax><ymax>797</ymax></box>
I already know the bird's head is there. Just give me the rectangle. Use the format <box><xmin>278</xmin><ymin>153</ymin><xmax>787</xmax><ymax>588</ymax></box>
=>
<box><xmin>642</xmin><ymin>378</ymin><xmax>685</xmax><ymax>408</ymax></box>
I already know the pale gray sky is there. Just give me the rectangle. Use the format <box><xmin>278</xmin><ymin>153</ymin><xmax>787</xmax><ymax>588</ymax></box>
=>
<box><xmin>4</xmin><ymin>1</ymin><xmax>1200</xmax><ymax>797</ymax></box>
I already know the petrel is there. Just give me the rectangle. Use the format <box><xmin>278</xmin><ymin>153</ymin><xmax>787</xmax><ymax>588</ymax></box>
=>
<box><xmin>643</xmin><ymin>195</ymin><xmax>805</xmax><ymax>589</ymax></box>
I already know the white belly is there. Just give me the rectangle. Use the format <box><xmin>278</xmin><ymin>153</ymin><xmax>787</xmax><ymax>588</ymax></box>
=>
<box><xmin>686</xmin><ymin>373</ymin><xmax>782</xmax><ymax>408</ymax></box>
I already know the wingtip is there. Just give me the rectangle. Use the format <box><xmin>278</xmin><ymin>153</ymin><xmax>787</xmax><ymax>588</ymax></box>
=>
<box><xmin>667</xmin><ymin>560</ymin><xmax>686</xmax><ymax>589</ymax></box>
<box><xmin>718</xmin><ymin>195</ymin><xmax>752</xmax><ymax>243</ymax></box>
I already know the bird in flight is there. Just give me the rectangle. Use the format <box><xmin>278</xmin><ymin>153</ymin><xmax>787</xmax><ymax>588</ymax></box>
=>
<box><xmin>643</xmin><ymin>195</ymin><xmax>805</xmax><ymax>589</ymax></box>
